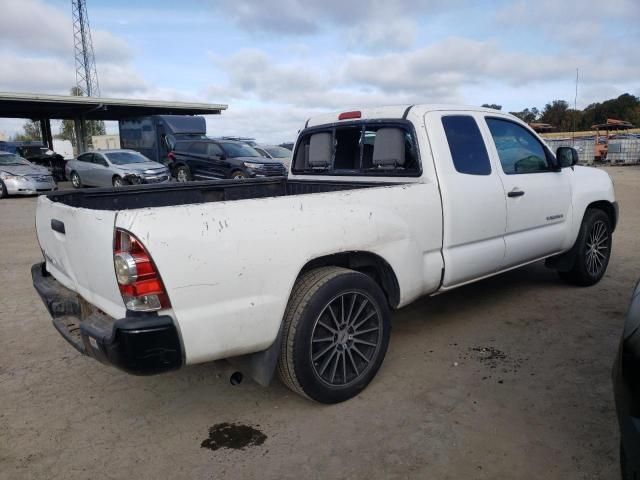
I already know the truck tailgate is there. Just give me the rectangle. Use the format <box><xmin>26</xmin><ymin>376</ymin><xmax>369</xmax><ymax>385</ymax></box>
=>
<box><xmin>35</xmin><ymin>196</ymin><xmax>126</xmax><ymax>319</ymax></box>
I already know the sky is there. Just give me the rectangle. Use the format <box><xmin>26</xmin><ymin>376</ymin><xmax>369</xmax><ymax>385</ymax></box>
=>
<box><xmin>0</xmin><ymin>0</ymin><xmax>638</xmax><ymax>143</ymax></box>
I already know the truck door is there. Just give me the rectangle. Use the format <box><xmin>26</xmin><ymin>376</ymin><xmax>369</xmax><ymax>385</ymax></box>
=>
<box><xmin>481</xmin><ymin>116</ymin><xmax>572</xmax><ymax>267</ymax></box>
<box><xmin>425</xmin><ymin>112</ymin><xmax>507</xmax><ymax>287</ymax></box>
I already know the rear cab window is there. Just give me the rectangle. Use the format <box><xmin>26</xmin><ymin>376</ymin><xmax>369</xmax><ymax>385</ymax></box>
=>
<box><xmin>291</xmin><ymin>120</ymin><xmax>421</xmax><ymax>177</ymax></box>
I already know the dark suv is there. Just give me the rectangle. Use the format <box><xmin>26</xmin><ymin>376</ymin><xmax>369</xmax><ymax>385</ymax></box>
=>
<box><xmin>168</xmin><ymin>139</ymin><xmax>287</xmax><ymax>182</ymax></box>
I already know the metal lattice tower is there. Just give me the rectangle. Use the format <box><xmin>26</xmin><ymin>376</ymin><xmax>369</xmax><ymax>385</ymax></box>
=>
<box><xmin>72</xmin><ymin>0</ymin><xmax>100</xmax><ymax>97</ymax></box>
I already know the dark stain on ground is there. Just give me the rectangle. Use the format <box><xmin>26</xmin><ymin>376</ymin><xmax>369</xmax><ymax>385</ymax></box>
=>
<box><xmin>200</xmin><ymin>423</ymin><xmax>267</xmax><ymax>451</ymax></box>
<box><xmin>471</xmin><ymin>346</ymin><xmax>507</xmax><ymax>369</ymax></box>
<box><xmin>459</xmin><ymin>346</ymin><xmax>527</xmax><ymax>378</ymax></box>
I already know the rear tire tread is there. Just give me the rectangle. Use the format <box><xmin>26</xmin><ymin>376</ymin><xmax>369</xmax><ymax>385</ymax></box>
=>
<box><xmin>277</xmin><ymin>267</ymin><xmax>353</xmax><ymax>400</ymax></box>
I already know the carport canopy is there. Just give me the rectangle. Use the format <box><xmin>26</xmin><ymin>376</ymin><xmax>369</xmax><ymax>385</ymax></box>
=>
<box><xmin>0</xmin><ymin>91</ymin><xmax>228</xmax><ymax>153</ymax></box>
<box><xmin>0</xmin><ymin>91</ymin><xmax>227</xmax><ymax>120</ymax></box>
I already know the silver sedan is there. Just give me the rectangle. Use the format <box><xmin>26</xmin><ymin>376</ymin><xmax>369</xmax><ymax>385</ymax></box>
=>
<box><xmin>0</xmin><ymin>152</ymin><xmax>57</xmax><ymax>198</ymax></box>
<box><xmin>65</xmin><ymin>149</ymin><xmax>170</xmax><ymax>188</ymax></box>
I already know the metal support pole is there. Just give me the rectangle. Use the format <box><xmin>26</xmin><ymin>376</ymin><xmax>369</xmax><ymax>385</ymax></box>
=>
<box><xmin>73</xmin><ymin>117</ymin><xmax>86</xmax><ymax>154</ymax></box>
<box><xmin>39</xmin><ymin>118</ymin><xmax>54</xmax><ymax>150</ymax></box>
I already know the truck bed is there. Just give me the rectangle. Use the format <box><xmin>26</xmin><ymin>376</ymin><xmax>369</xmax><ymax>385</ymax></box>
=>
<box><xmin>45</xmin><ymin>177</ymin><xmax>386</xmax><ymax>210</ymax></box>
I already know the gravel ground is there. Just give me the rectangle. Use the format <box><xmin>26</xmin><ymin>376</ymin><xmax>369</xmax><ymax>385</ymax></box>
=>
<box><xmin>1</xmin><ymin>167</ymin><xmax>638</xmax><ymax>480</ymax></box>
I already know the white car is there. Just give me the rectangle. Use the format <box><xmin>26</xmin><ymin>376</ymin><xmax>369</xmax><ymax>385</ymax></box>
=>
<box><xmin>0</xmin><ymin>152</ymin><xmax>57</xmax><ymax>197</ymax></box>
<box><xmin>32</xmin><ymin>105</ymin><xmax>617</xmax><ymax>403</ymax></box>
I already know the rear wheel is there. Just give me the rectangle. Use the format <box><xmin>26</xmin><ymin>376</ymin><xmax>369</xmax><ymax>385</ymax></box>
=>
<box><xmin>70</xmin><ymin>171</ymin><xmax>82</xmax><ymax>188</ymax></box>
<box><xmin>174</xmin><ymin>166</ymin><xmax>191</xmax><ymax>183</ymax></box>
<box><xmin>278</xmin><ymin>267</ymin><xmax>391</xmax><ymax>404</ymax></box>
<box><xmin>558</xmin><ymin>208</ymin><xmax>612</xmax><ymax>286</ymax></box>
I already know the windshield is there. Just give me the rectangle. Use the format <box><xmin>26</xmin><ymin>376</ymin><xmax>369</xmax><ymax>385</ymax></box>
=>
<box><xmin>219</xmin><ymin>142</ymin><xmax>261</xmax><ymax>158</ymax></box>
<box><xmin>0</xmin><ymin>154</ymin><xmax>31</xmax><ymax>166</ymax></box>
<box><xmin>264</xmin><ymin>146</ymin><xmax>291</xmax><ymax>158</ymax></box>
<box><xmin>19</xmin><ymin>146</ymin><xmax>47</xmax><ymax>157</ymax></box>
<box><xmin>105</xmin><ymin>151</ymin><xmax>150</xmax><ymax>165</ymax></box>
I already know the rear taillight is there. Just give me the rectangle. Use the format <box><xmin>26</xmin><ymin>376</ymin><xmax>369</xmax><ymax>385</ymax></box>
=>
<box><xmin>167</xmin><ymin>152</ymin><xmax>176</xmax><ymax>162</ymax></box>
<box><xmin>114</xmin><ymin>229</ymin><xmax>170</xmax><ymax>312</ymax></box>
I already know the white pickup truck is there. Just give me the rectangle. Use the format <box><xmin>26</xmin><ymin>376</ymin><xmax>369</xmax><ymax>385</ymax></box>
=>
<box><xmin>32</xmin><ymin>105</ymin><xmax>617</xmax><ymax>403</ymax></box>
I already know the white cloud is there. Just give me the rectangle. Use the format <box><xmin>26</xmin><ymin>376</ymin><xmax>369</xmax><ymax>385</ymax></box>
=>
<box><xmin>0</xmin><ymin>54</ymin><xmax>75</xmax><ymax>93</ymax></box>
<box><xmin>212</xmin><ymin>0</ymin><xmax>466</xmax><ymax>51</ymax></box>
<box><xmin>0</xmin><ymin>0</ymin><xmax>71</xmax><ymax>55</ymax></box>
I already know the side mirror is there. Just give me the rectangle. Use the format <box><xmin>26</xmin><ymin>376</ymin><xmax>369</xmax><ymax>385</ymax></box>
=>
<box><xmin>556</xmin><ymin>147</ymin><xmax>579</xmax><ymax>168</ymax></box>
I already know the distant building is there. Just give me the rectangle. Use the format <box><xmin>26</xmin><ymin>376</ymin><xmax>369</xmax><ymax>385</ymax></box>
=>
<box><xmin>92</xmin><ymin>134</ymin><xmax>120</xmax><ymax>150</ymax></box>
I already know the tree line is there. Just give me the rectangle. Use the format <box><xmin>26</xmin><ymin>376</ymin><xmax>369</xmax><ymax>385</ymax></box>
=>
<box><xmin>484</xmin><ymin>93</ymin><xmax>640</xmax><ymax>132</ymax></box>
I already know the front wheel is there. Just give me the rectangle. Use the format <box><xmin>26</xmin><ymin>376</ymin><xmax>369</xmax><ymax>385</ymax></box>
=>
<box><xmin>112</xmin><ymin>176</ymin><xmax>126</xmax><ymax>187</ymax></box>
<box><xmin>277</xmin><ymin>267</ymin><xmax>391</xmax><ymax>404</ymax></box>
<box><xmin>558</xmin><ymin>208</ymin><xmax>612</xmax><ymax>286</ymax></box>
<box><xmin>231</xmin><ymin>171</ymin><xmax>247</xmax><ymax>180</ymax></box>
<box><xmin>0</xmin><ymin>180</ymin><xmax>7</xmax><ymax>199</ymax></box>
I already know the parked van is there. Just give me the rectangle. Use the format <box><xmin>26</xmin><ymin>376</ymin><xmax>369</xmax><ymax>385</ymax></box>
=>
<box><xmin>119</xmin><ymin>115</ymin><xmax>208</xmax><ymax>165</ymax></box>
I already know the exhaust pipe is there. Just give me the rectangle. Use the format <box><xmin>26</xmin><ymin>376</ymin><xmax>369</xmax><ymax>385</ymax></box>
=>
<box><xmin>230</xmin><ymin>371</ymin><xmax>243</xmax><ymax>386</ymax></box>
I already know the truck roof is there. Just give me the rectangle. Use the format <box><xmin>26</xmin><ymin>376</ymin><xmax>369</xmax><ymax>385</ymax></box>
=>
<box><xmin>305</xmin><ymin>104</ymin><xmax>507</xmax><ymax>128</ymax></box>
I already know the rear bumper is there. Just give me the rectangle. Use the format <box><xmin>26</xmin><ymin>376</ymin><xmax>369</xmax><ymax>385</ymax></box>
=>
<box><xmin>31</xmin><ymin>262</ymin><xmax>182</xmax><ymax>375</ymax></box>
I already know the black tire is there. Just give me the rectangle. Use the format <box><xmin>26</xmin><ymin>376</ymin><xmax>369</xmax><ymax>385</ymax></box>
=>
<box><xmin>174</xmin><ymin>165</ymin><xmax>191</xmax><ymax>183</ymax></box>
<box><xmin>231</xmin><ymin>170</ymin><xmax>247</xmax><ymax>180</ymax></box>
<box><xmin>112</xmin><ymin>176</ymin><xmax>126</xmax><ymax>187</ymax></box>
<box><xmin>0</xmin><ymin>180</ymin><xmax>7</xmax><ymax>199</ymax></box>
<box><xmin>70</xmin><ymin>171</ymin><xmax>82</xmax><ymax>189</ymax></box>
<box><xmin>277</xmin><ymin>267</ymin><xmax>391</xmax><ymax>404</ymax></box>
<box><xmin>558</xmin><ymin>208</ymin><xmax>612</xmax><ymax>286</ymax></box>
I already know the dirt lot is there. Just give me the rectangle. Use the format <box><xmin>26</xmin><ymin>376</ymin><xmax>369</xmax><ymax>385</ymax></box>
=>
<box><xmin>1</xmin><ymin>167</ymin><xmax>639</xmax><ymax>480</ymax></box>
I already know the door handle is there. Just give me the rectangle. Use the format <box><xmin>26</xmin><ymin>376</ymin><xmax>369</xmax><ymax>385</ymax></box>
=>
<box><xmin>507</xmin><ymin>189</ymin><xmax>525</xmax><ymax>198</ymax></box>
<box><xmin>51</xmin><ymin>219</ymin><xmax>65</xmax><ymax>234</ymax></box>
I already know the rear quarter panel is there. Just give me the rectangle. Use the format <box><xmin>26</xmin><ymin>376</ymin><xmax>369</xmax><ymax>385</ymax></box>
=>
<box><xmin>116</xmin><ymin>182</ymin><xmax>443</xmax><ymax>364</ymax></box>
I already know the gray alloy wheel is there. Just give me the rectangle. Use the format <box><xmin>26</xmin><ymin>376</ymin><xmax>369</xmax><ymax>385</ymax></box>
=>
<box><xmin>70</xmin><ymin>171</ymin><xmax>81</xmax><ymax>188</ymax></box>
<box><xmin>175</xmin><ymin>166</ymin><xmax>190</xmax><ymax>183</ymax></box>
<box><xmin>112</xmin><ymin>176</ymin><xmax>125</xmax><ymax>187</ymax></box>
<box><xmin>558</xmin><ymin>208</ymin><xmax>612</xmax><ymax>286</ymax></box>
<box><xmin>585</xmin><ymin>219</ymin><xmax>609</xmax><ymax>277</ymax></box>
<box><xmin>232</xmin><ymin>171</ymin><xmax>247</xmax><ymax>180</ymax></box>
<box><xmin>310</xmin><ymin>291</ymin><xmax>383</xmax><ymax>387</ymax></box>
<box><xmin>278</xmin><ymin>267</ymin><xmax>391</xmax><ymax>403</ymax></box>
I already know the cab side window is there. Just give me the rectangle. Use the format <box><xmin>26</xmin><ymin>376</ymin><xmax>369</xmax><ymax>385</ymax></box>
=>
<box><xmin>92</xmin><ymin>153</ymin><xmax>107</xmax><ymax>166</ymax></box>
<box><xmin>442</xmin><ymin>115</ymin><xmax>491</xmax><ymax>175</ymax></box>
<box><xmin>486</xmin><ymin>118</ymin><xmax>549</xmax><ymax>174</ymax></box>
<box><xmin>189</xmin><ymin>142</ymin><xmax>207</xmax><ymax>155</ymax></box>
<box><xmin>77</xmin><ymin>153</ymin><xmax>93</xmax><ymax>163</ymax></box>
<box><xmin>207</xmin><ymin>143</ymin><xmax>224</xmax><ymax>157</ymax></box>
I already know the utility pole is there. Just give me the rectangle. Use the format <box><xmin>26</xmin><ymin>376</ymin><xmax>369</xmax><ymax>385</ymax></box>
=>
<box><xmin>71</xmin><ymin>0</ymin><xmax>101</xmax><ymax>153</ymax></box>
<box><xmin>72</xmin><ymin>0</ymin><xmax>100</xmax><ymax>97</ymax></box>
